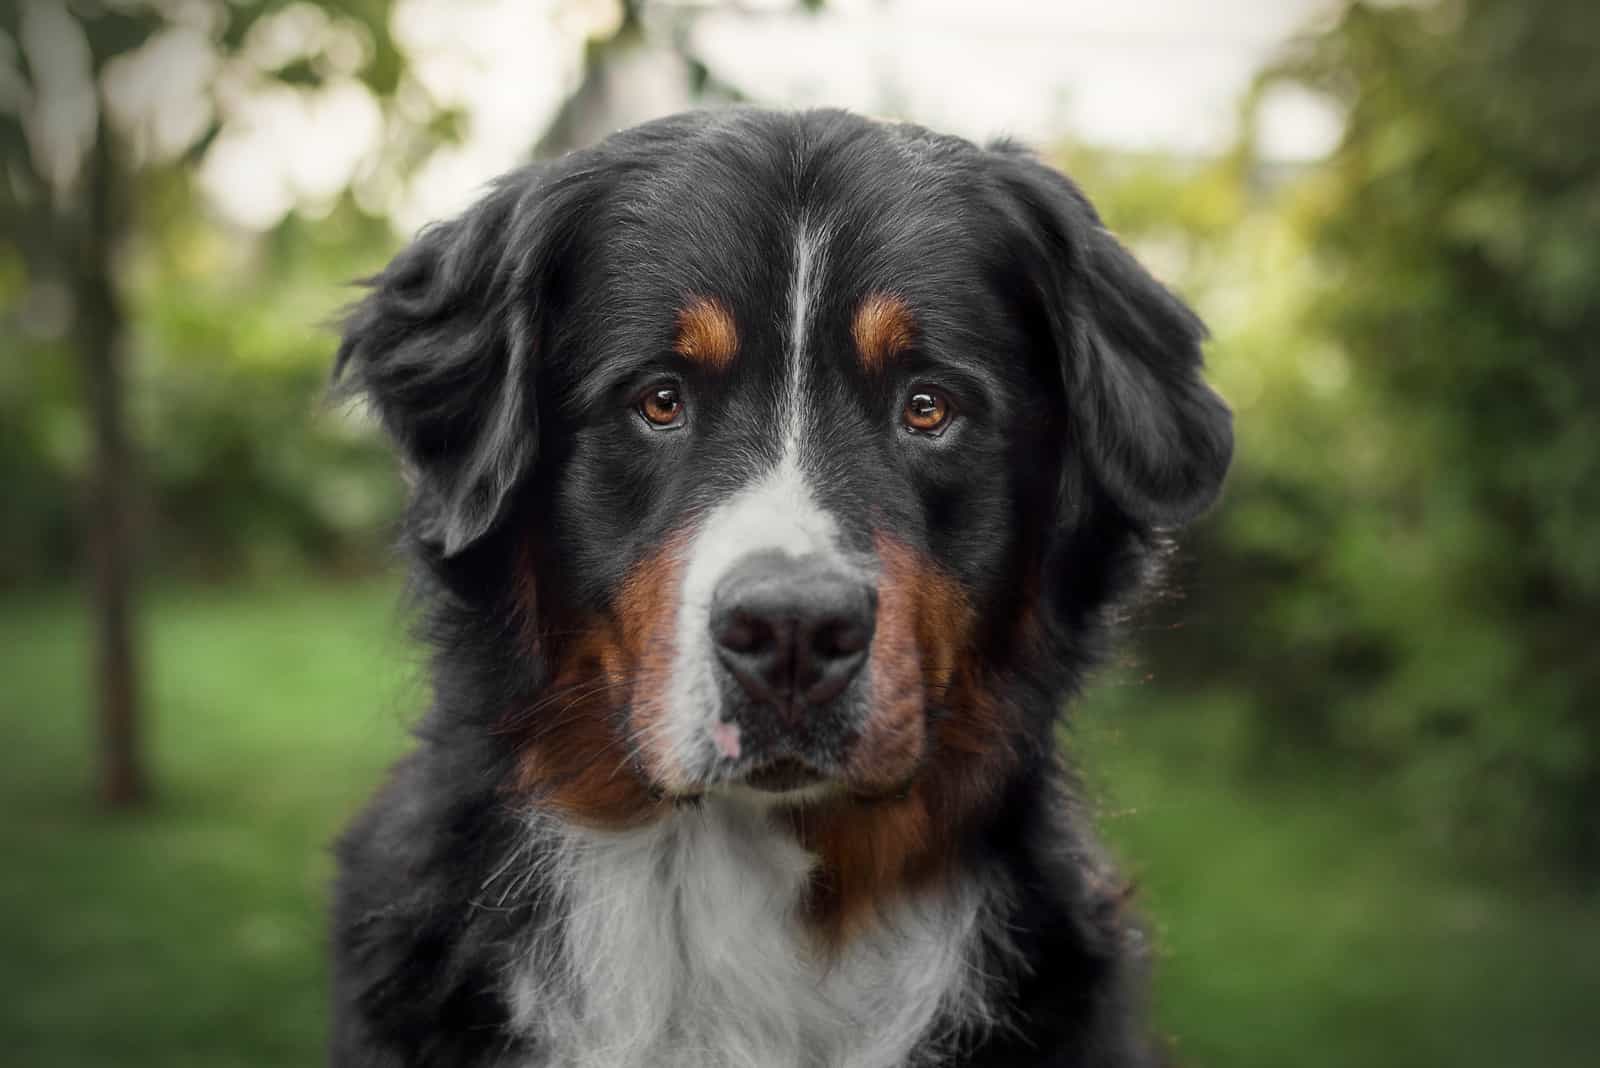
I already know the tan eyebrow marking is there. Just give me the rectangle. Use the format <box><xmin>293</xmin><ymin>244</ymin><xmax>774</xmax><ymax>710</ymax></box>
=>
<box><xmin>851</xmin><ymin>292</ymin><xmax>916</xmax><ymax>372</ymax></box>
<box><xmin>673</xmin><ymin>296</ymin><xmax>739</xmax><ymax>371</ymax></box>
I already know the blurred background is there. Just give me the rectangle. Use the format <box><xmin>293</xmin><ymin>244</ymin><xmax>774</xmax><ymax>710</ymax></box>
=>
<box><xmin>2</xmin><ymin>0</ymin><xmax>1597</xmax><ymax>1064</ymax></box>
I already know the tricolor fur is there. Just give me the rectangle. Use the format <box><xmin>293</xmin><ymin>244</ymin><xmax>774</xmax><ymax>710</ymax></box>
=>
<box><xmin>330</xmin><ymin>108</ymin><xmax>1232</xmax><ymax>1067</ymax></box>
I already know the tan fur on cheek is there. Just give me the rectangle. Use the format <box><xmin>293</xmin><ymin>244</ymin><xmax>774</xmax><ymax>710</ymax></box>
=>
<box><xmin>507</xmin><ymin>630</ymin><xmax>656</xmax><ymax>827</ymax></box>
<box><xmin>614</xmin><ymin>532</ymin><xmax>692</xmax><ymax>791</ymax></box>
<box><xmin>842</xmin><ymin>549</ymin><xmax>926</xmax><ymax>793</ymax></box>
<box><xmin>795</xmin><ymin>531</ymin><xmax>1023</xmax><ymax>944</ymax></box>
<box><xmin>847</xmin><ymin>532</ymin><xmax>968</xmax><ymax>789</ymax></box>
<box><xmin>502</xmin><ymin>535</ymin><xmax>691</xmax><ymax>828</ymax></box>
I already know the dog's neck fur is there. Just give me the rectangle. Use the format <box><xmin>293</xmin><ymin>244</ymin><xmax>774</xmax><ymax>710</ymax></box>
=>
<box><xmin>501</xmin><ymin>797</ymin><xmax>1000</xmax><ymax>1068</ymax></box>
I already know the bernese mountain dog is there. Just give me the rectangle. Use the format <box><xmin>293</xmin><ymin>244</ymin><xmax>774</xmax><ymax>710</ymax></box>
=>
<box><xmin>330</xmin><ymin>108</ymin><xmax>1232</xmax><ymax>1068</ymax></box>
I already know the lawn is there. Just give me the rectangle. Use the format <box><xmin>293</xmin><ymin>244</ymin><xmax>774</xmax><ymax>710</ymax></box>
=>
<box><xmin>1</xmin><ymin>581</ymin><xmax>1595</xmax><ymax>1066</ymax></box>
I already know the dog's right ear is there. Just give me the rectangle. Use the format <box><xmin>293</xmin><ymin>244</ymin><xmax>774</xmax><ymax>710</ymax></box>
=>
<box><xmin>334</xmin><ymin>163</ymin><xmax>598</xmax><ymax>558</ymax></box>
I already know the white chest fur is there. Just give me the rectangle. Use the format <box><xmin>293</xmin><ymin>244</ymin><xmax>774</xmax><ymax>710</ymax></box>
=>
<box><xmin>502</xmin><ymin>800</ymin><xmax>995</xmax><ymax>1068</ymax></box>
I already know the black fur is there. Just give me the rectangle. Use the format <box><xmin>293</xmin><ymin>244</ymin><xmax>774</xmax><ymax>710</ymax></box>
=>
<box><xmin>330</xmin><ymin>108</ymin><xmax>1231</xmax><ymax>1067</ymax></box>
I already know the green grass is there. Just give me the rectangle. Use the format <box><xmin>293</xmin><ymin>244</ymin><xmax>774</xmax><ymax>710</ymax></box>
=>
<box><xmin>1</xmin><ymin>582</ymin><xmax>1596</xmax><ymax>1066</ymax></box>
<box><xmin>1074</xmin><ymin>692</ymin><xmax>1600</xmax><ymax>1068</ymax></box>
<box><xmin>0</xmin><ymin>582</ymin><xmax>415</xmax><ymax>1068</ymax></box>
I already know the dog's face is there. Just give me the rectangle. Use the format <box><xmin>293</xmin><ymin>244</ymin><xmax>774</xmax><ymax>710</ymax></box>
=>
<box><xmin>339</xmin><ymin>111</ymin><xmax>1231</xmax><ymax>839</ymax></box>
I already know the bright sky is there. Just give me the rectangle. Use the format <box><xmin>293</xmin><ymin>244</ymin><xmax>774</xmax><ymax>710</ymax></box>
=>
<box><xmin>697</xmin><ymin>0</ymin><xmax>1344</xmax><ymax>156</ymax></box>
<box><xmin>59</xmin><ymin>0</ymin><xmax>1348</xmax><ymax>231</ymax></box>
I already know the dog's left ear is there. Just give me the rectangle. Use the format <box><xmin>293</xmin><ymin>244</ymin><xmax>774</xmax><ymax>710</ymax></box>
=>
<box><xmin>987</xmin><ymin>143</ymin><xmax>1233</xmax><ymax>528</ymax></box>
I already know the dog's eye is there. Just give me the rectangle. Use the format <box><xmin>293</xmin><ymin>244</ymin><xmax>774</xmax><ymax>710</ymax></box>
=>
<box><xmin>638</xmin><ymin>385</ymin><xmax>687</xmax><ymax>429</ymax></box>
<box><xmin>902</xmin><ymin>388</ymin><xmax>953</xmax><ymax>435</ymax></box>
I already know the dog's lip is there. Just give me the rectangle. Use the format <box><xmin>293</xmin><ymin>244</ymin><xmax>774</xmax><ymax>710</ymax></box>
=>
<box><xmin>741</xmin><ymin>757</ymin><xmax>828</xmax><ymax>793</ymax></box>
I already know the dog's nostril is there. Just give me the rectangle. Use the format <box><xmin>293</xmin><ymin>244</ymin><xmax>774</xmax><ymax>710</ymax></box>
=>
<box><xmin>813</xmin><ymin>620</ymin><xmax>870</xmax><ymax>658</ymax></box>
<box><xmin>717</xmin><ymin>612</ymin><xmax>766</xmax><ymax>654</ymax></box>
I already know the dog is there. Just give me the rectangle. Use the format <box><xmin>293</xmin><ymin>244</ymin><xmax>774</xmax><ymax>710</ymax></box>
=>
<box><xmin>329</xmin><ymin>108</ymin><xmax>1232</xmax><ymax>1068</ymax></box>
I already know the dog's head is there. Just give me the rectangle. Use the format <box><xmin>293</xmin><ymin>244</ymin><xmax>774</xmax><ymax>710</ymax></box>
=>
<box><xmin>338</xmin><ymin>110</ymin><xmax>1230</xmax><ymax>845</ymax></box>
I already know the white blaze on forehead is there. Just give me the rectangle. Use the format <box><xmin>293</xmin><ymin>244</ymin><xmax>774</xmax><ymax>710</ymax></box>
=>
<box><xmin>658</xmin><ymin>221</ymin><xmax>841</xmax><ymax>782</ymax></box>
<box><xmin>782</xmin><ymin>223</ymin><xmax>826</xmax><ymax>463</ymax></box>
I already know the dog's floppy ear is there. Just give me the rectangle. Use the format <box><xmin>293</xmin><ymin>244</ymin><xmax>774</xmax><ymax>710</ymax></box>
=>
<box><xmin>988</xmin><ymin>143</ymin><xmax>1233</xmax><ymax>527</ymax></box>
<box><xmin>334</xmin><ymin>163</ymin><xmax>595</xmax><ymax>557</ymax></box>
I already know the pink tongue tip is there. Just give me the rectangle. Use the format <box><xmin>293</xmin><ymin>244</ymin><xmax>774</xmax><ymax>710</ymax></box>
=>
<box><xmin>710</xmin><ymin>721</ymin><xmax>742</xmax><ymax>761</ymax></box>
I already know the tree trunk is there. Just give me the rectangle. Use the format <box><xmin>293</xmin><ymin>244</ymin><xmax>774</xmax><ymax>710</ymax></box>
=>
<box><xmin>74</xmin><ymin>113</ymin><xmax>145</xmax><ymax>808</ymax></box>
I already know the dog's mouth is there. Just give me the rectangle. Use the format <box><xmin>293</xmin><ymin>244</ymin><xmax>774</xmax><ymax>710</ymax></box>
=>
<box><xmin>742</xmin><ymin>756</ymin><xmax>828</xmax><ymax>794</ymax></box>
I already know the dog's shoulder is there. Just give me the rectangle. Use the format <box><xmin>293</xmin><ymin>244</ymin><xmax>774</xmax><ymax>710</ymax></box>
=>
<box><xmin>962</xmin><ymin>782</ymin><xmax>1164</xmax><ymax>1066</ymax></box>
<box><xmin>330</xmin><ymin>742</ymin><xmax>534</xmax><ymax>1066</ymax></box>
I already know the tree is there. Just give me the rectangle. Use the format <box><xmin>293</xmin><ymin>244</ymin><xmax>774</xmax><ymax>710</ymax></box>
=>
<box><xmin>1</xmin><ymin>0</ymin><xmax>418</xmax><ymax>807</ymax></box>
<box><xmin>5</xmin><ymin>2</ymin><xmax>160</xmax><ymax>805</ymax></box>
<box><xmin>536</xmin><ymin>0</ymin><xmax>823</xmax><ymax>158</ymax></box>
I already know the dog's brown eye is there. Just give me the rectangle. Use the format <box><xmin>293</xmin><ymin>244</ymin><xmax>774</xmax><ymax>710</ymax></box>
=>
<box><xmin>902</xmin><ymin>388</ymin><xmax>952</xmax><ymax>434</ymax></box>
<box><xmin>638</xmin><ymin>386</ymin><xmax>686</xmax><ymax>429</ymax></box>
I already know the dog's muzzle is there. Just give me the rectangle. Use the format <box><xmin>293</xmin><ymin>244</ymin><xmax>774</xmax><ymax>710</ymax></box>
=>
<box><xmin>708</xmin><ymin>550</ymin><xmax>876</xmax><ymax>788</ymax></box>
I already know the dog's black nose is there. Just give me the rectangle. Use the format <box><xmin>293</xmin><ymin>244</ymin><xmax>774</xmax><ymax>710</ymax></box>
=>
<box><xmin>711</xmin><ymin>552</ymin><xmax>875</xmax><ymax>709</ymax></box>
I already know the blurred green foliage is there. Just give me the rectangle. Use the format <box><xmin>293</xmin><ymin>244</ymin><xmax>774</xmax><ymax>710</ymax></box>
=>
<box><xmin>0</xmin><ymin>1</ymin><xmax>418</xmax><ymax>583</ymax></box>
<box><xmin>2</xmin><ymin>188</ymin><xmax>403</xmax><ymax>580</ymax></box>
<box><xmin>1076</xmin><ymin>0</ymin><xmax>1600</xmax><ymax>880</ymax></box>
<box><xmin>127</xmin><ymin>196</ymin><xmax>404</xmax><ymax>575</ymax></box>
<box><xmin>1272</xmin><ymin>0</ymin><xmax>1600</xmax><ymax>871</ymax></box>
